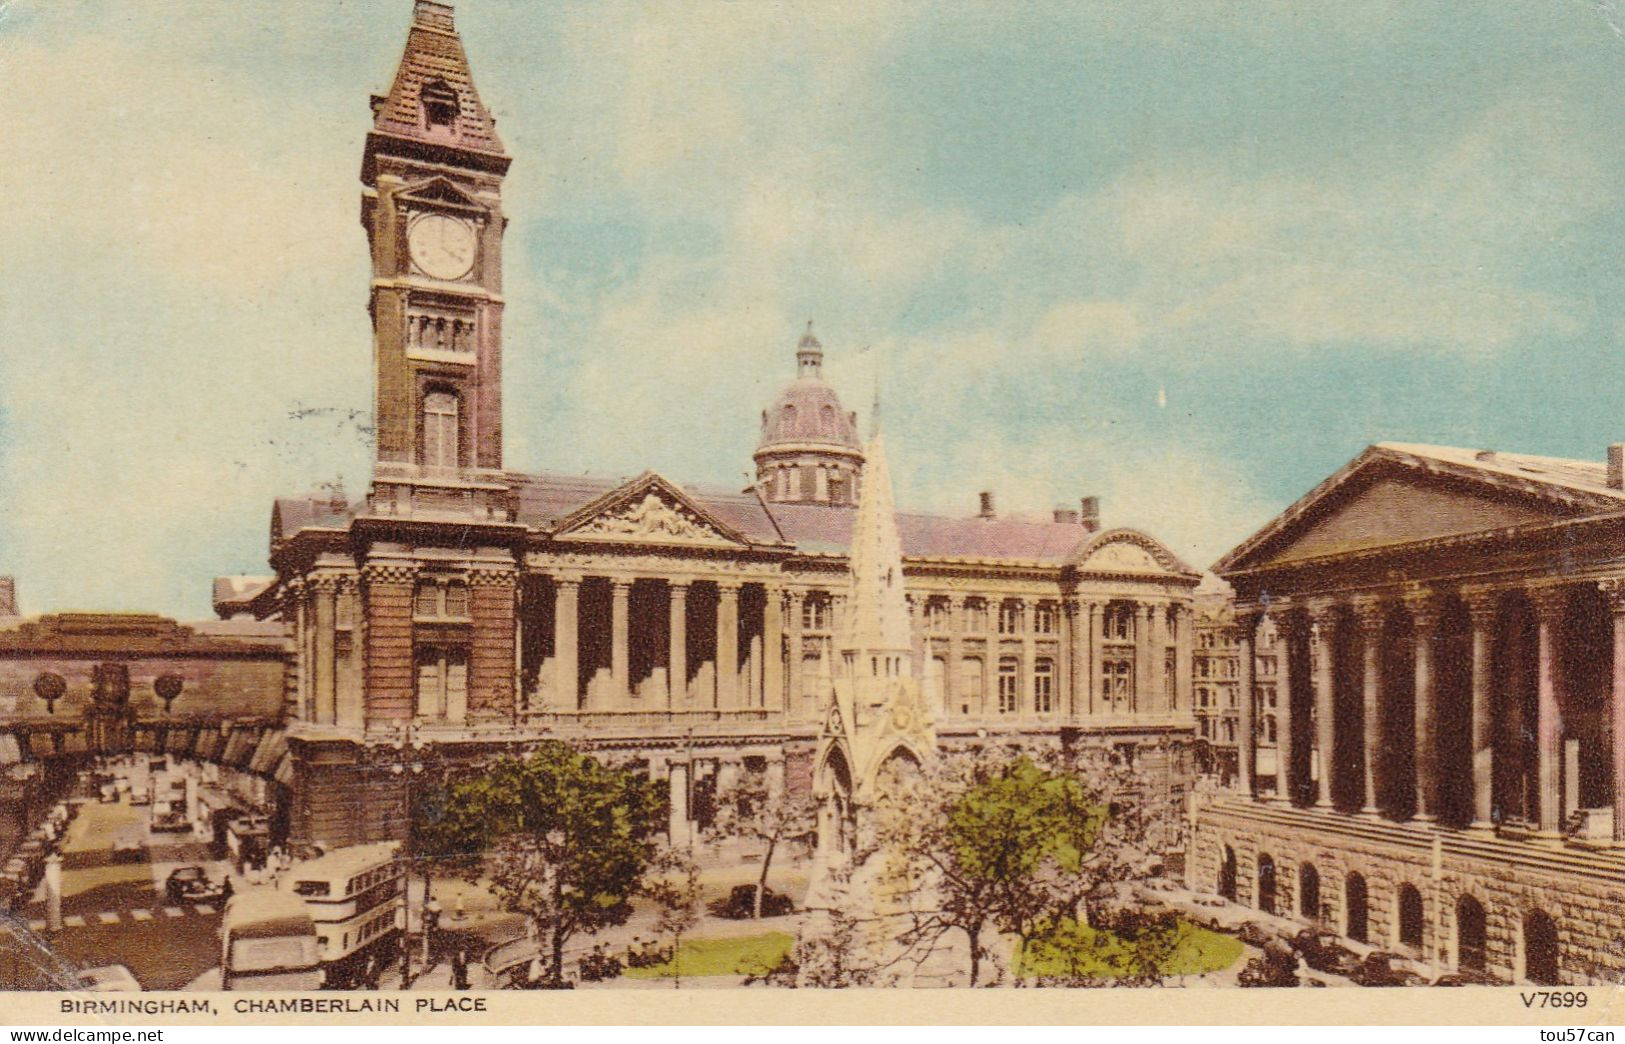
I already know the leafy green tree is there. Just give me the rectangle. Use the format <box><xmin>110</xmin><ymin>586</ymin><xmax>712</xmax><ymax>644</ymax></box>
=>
<box><xmin>883</xmin><ymin>747</ymin><xmax>1157</xmax><ymax>986</ymax></box>
<box><xmin>422</xmin><ymin>741</ymin><xmax>666</xmax><ymax>987</ymax></box>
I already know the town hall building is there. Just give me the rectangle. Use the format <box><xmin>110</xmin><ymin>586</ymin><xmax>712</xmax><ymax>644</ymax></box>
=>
<box><xmin>215</xmin><ymin>1</ymin><xmax>1204</xmax><ymax>852</ymax></box>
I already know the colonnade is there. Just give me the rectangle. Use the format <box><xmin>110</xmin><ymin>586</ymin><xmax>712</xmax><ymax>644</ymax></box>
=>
<box><xmin>1233</xmin><ymin>578</ymin><xmax>1625</xmax><ymax>840</ymax></box>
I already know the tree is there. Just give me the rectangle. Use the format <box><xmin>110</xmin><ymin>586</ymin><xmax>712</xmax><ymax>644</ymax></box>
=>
<box><xmin>643</xmin><ymin>844</ymin><xmax>702</xmax><ymax>989</ymax></box>
<box><xmin>706</xmin><ymin>769</ymin><xmax>816</xmax><ymax>919</ymax></box>
<box><xmin>880</xmin><ymin>746</ymin><xmax>1159</xmax><ymax>986</ymax></box>
<box><xmin>422</xmin><ymin>741</ymin><xmax>666</xmax><ymax>987</ymax></box>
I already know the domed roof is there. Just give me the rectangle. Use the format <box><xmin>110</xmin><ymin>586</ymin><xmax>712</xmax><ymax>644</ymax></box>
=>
<box><xmin>756</xmin><ymin>323</ymin><xmax>862</xmax><ymax>454</ymax></box>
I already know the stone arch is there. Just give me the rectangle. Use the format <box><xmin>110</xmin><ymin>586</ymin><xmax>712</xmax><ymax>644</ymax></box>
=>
<box><xmin>1256</xmin><ymin>852</ymin><xmax>1277</xmax><ymax>915</ymax></box>
<box><xmin>1298</xmin><ymin>862</ymin><xmax>1321</xmax><ymax>922</ymax></box>
<box><xmin>1345</xmin><ymin>871</ymin><xmax>1369</xmax><ymax>943</ymax></box>
<box><xmin>1218</xmin><ymin>844</ymin><xmax>1237</xmax><ymax>901</ymax></box>
<box><xmin>1523</xmin><ymin>908</ymin><xmax>1561</xmax><ymax>985</ymax></box>
<box><xmin>1456</xmin><ymin>894</ymin><xmax>1487</xmax><ymax>971</ymax></box>
<box><xmin>1397</xmin><ymin>882</ymin><xmax>1424</xmax><ymax>951</ymax></box>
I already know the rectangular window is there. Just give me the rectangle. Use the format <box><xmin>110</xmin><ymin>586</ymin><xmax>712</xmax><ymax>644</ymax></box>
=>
<box><xmin>1033</xmin><ymin>658</ymin><xmax>1054</xmax><ymax>714</ymax></box>
<box><xmin>415</xmin><ymin>645</ymin><xmax>469</xmax><ymax>720</ymax></box>
<box><xmin>997</xmin><ymin>601</ymin><xmax>1023</xmax><ymax>635</ymax></box>
<box><xmin>1104</xmin><ymin>606</ymin><xmax>1133</xmax><ymax>641</ymax></box>
<box><xmin>924</xmin><ymin>598</ymin><xmax>949</xmax><ymax>633</ymax></box>
<box><xmin>997</xmin><ymin>657</ymin><xmax>1020</xmax><ymax>714</ymax></box>
<box><xmin>414</xmin><ymin>581</ymin><xmax>440</xmax><ymax>618</ymax></box>
<box><xmin>959</xmin><ymin>657</ymin><xmax>983</xmax><ymax>715</ymax></box>
<box><xmin>802</xmin><ymin>596</ymin><xmax>830</xmax><ymax>632</ymax></box>
<box><xmin>963</xmin><ymin>599</ymin><xmax>988</xmax><ymax>633</ymax></box>
<box><xmin>422</xmin><ymin>390</ymin><xmax>460</xmax><ymax>469</ymax></box>
<box><xmin>1033</xmin><ymin>603</ymin><xmax>1056</xmax><ymax>635</ymax></box>
<box><xmin>1102</xmin><ymin>655</ymin><xmax>1134</xmax><ymax>713</ymax></box>
<box><xmin>443</xmin><ymin>581</ymin><xmax>470</xmax><ymax>618</ymax></box>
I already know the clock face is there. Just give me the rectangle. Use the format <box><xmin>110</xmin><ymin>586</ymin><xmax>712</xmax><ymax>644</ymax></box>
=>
<box><xmin>408</xmin><ymin>213</ymin><xmax>477</xmax><ymax>280</ymax></box>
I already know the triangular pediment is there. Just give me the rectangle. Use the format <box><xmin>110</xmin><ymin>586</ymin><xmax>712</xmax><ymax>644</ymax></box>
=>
<box><xmin>1219</xmin><ymin>447</ymin><xmax>1607</xmax><ymax>573</ymax></box>
<box><xmin>552</xmin><ymin>472</ymin><xmax>748</xmax><ymax>548</ymax></box>
<box><xmin>397</xmin><ymin>177</ymin><xmax>487</xmax><ymax>215</ymax></box>
<box><xmin>1073</xmin><ymin>529</ymin><xmax>1196</xmax><ymax>577</ymax></box>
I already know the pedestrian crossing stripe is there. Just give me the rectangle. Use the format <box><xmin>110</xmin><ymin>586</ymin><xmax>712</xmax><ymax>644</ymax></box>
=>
<box><xmin>63</xmin><ymin>915</ymin><xmax>85</xmax><ymax>927</ymax></box>
<box><xmin>27</xmin><ymin>919</ymin><xmax>45</xmax><ymax>932</ymax></box>
<box><xmin>163</xmin><ymin>907</ymin><xmax>185</xmax><ymax>917</ymax></box>
<box><xmin>131</xmin><ymin>909</ymin><xmax>153</xmax><ymax>921</ymax></box>
<box><xmin>196</xmin><ymin>904</ymin><xmax>216</xmax><ymax>915</ymax></box>
<box><xmin>96</xmin><ymin>912</ymin><xmax>120</xmax><ymax>924</ymax></box>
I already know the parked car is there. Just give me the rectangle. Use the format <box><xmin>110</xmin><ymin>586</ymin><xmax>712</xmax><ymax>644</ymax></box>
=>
<box><xmin>1237</xmin><ymin>941</ymin><xmax>1300</xmax><ymax>987</ymax></box>
<box><xmin>1292</xmin><ymin>929</ymin><xmax>1362</xmax><ymax>976</ymax></box>
<box><xmin>165</xmin><ymin>866</ymin><xmax>231</xmax><ymax>905</ymax></box>
<box><xmin>711</xmin><ymin>884</ymin><xmax>795</xmax><ymax>919</ymax></box>
<box><xmin>77</xmin><ymin>966</ymin><xmax>141</xmax><ymax>992</ymax></box>
<box><xmin>1349</xmin><ymin>951</ymin><xmax>1428</xmax><ymax>987</ymax></box>
<box><xmin>150</xmin><ymin>810</ymin><xmax>190</xmax><ymax>833</ymax></box>
<box><xmin>1432</xmin><ymin>967</ymin><xmax>1502</xmax><ymax>986</ymax></box>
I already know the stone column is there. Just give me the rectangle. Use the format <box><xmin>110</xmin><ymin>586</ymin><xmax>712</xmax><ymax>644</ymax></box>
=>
<box><xmin>786</xmin><ymin>589</ymin><xmax>804</xmax><ymax>718</ymax></box>
<box><xmin>1272</xmin><ymin>611</ymin><xmax>1297</xmax><ymax>805</ymax></box>
<box><xmin>669</xmin><ymin>761</ymin><xmax>691</xmax><ymax>846</ymax></box>
<box><xmin>1462</xmin><ymin>587</ymin><xmax>1500</xmax><ymax>830</ymax></box>
<box><xmin>1235</xmin><ymin>612</ymin><xmax>1259</xmax><ymax>799</ymax></box>
<box><xmin>44</xmin><ymin>855</ymin><xmax>62</xmax><ymax>932</ymax></box>
<box><xmin>717</xmin><ymin>581</ymin><xmax>741</xmax><ymax>710</ymax></box>
<box><xmin>1405</xmin><ymin>589</ymin><xmax>1441</xmax><ymax>822</ymax></box>
<box><xmin>554</xmin><ymin>576</ymin><xmax>580</xmax><ymax>711</ymax></box>
<box><xmin>1529</xmin><ymin>586</ymin><xmax>1567</xmax><ymax>834</ymax></box>
<box><xmin>312</xmin><ymin>575</ymin><xmax>338</xmax><ymax>726</ymax></box>
<box><xmin>764</xmin><ymin>584</ymin><xmax>785</xmax><ymax>713</ymax></box>
<box><xmin>1309</xmin><ymin>601</ymin><xmax>1339</xmax><ymax>808</ymax></box>
<box><xmin>668</xmin><ymin>581</ymin><xmax>689</xmax><ymax>707</ymax></box>
<box><xmin>1136</xmin><ymin>602</ymin><xmax>1156</xmax><ymax>715</ymax></box>
<box><xmin>947</xmin><ymin>596</ymin><xmax>964</xmax><ymax>716</ymax></box>
<box><xmin>1082</xmin><ymin>601</ymin><xmax>1101</xmax><ymax>715</ymax></box>
<box><xmin>1352</xmin><ymin>596</ymin><xmax>1387</xmax><ymax>817</ymax></box>
<box><xmin>1598</xmin><ymin>579</ymin><xmax>1625</xmax><ymax>841</ymax></box>
<box><xmin>610</xmin><ymin>579</ymin><xmax>631</xmax><ymax>705</ymax></box>
<box><xmin>1021</xmin><ymin>601</ymin><xmax>1036</xmax><ymax>717</ymax></box>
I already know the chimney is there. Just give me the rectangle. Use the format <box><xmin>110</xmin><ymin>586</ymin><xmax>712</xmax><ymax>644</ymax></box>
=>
<box><xmin>978</xmin><ymin>491</ymin><xmax>996</xmax><ymax>519</ymax></box>
<box><xmin>0</xmin><ymin>577</ymin><xmax>15</xmax><ymax>617</ymax></box>
<box><xmin>1079</xmin><ymin>496</ymin><xmax>1101</xmax><ymax>533</ymax></box>
<box><xmin>1610</xmin><ymin>444</ymin><xmax>1625</xmax><ymax>491</ymax></box>
<box><xmin>1053</xmin><ymin>507</ymin><xmax>1079</xmax><ymax>524</ymax></box>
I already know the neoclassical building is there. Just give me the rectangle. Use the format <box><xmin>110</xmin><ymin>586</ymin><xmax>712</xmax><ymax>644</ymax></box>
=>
<box><xmin>214</xmin><ymin>1</ymin><xmax>1203</xmax><ymax>853</ymax></box>
<box><xmin>1190</xmin><ymin>441</ymin><xmax>1625</xmax><ymax>985</ymax></box>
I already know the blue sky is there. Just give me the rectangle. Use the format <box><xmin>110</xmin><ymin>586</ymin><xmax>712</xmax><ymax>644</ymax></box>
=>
<box><xmin>2</xmin><ymin>0</ymin><xmax>1623</xmax><ymax>617</ymax></box>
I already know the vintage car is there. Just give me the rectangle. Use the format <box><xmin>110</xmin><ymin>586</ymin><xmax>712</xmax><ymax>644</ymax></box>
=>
<box><xmin>165</xmin><ymin>865</ymin><xmax>232</xmax><ymax>905</ymax></box>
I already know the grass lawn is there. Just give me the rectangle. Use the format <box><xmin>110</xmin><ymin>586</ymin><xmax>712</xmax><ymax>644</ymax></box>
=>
<box><xmin>622</xmin><ymin>932</ymin><xmax>794</xmax><ymax>980</ymax></box>
<box><xmin>1022</xmin><ymin>917</ymin><xmax>1243</xmax><ymax>981</ymax></box>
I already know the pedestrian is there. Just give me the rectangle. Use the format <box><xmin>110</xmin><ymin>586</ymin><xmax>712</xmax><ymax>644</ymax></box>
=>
<box><xmin>452</xmin><ymin>947</ymin><xmax>469</xmax><ymax>991</ymax></box>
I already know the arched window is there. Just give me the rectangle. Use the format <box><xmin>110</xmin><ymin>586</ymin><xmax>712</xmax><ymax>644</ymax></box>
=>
<box><xmin>1299</xmin><ymin>863</ymin><xmax>1321</xmax><ymax>922</ymax></box>
<box><xmin>1457</xmin><ymin>895</ymin><xmax>1487</xmax><ymax>972</ymax></box>
<box><xmin>422</xmin><ymin>389</ymin><xmax>460</xmax><ymax>468</ymax></box>
<box><xmin>1345</xmin><ymin>872</ymin><xmax>1369</xmax><ymax>943</ymax></box>
<box><xmin>421</xmin><ymin>79</ymin><xmax>459</xmax><ymax>129</ymax></box>
<box><xmin>820</xmin><ymin>404</ymin><xmax>835</xmax><ymax>430</ymax></box>
<box><xmin>1398</xmin><ymin>884</ymin><xmax>1424</xmax><ymax>951</ymax></box>
<box><xmin>1524</xmin><ymin>910</ymin><xmax>1560</xmax><ymax>985</ymax></box>
<box><xmin>1218</xmin><ymin>845</ymin><xmax>1237</xmax><ymax>901</ymax></box>
<box><xmin>1256</xmin><ymin>853</ymin><xmax>1277</xmax><ymax>915</ymax></box>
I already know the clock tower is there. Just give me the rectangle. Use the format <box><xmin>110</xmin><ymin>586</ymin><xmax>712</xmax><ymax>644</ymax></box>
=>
<box><xmin>361</xmin><ymin>0</ymin><xmax>511</xmax><ymax>497</ymax></box>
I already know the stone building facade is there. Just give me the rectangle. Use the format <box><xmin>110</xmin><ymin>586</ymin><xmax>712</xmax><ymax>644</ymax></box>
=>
<box><xmin>1190</xmin><ymin>441</ymin><xmax>1625</xmax><ymax>985</ymax></box>
<box><xmin>234</xmin><ymin>2</ymin><xmax>1204</xmax><ymax>853</ymax></box>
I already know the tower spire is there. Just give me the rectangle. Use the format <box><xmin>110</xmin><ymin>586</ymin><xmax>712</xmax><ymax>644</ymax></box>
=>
<box><xmin>841</xmin><ymin>428</ymin><xmax>912</xmax><ymax>671</ymax></box>
<box><xmin>796</xmin><ymin>319</ymin><xmax>824</xmax><ymax>379</ymax></box>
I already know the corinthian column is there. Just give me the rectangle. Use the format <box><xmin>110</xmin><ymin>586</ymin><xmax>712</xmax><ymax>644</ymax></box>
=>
<box><xmin>1308</xmin><ymin>601</ymin><xmax>1339</xmax><ymax>809</ymax></box>
<box><xmin>1528</xmin><ymin>586</ymin><xmax>1567</xmax><ymax>835</ymax></box>
<box><xmin>668</xmin><ymin>581</ymin><xmax>689</xmax><ymax>707</ymax></box>
<box><xmin>764</xmin><ymin>583</ymin><xmax>785</xmax><ymax>713</ymax></box>
<box><xmin>1404</xmin><ymin>588</ymin><xmax>1441</xmax><ymax>822</ymax></box>
<box><xmin>554</xmin><ymin>576</ymin><xmax>580</xmax><ymax>711</ymax></box>
<box><xmin>611</xmin><ymin>579</ymin><xmax>632</xmax><ymax>706</ymax></box>
<box><xmin>1271</xmin><ymin>610</ymin><xmax>1298</xmax><ymax>805</ymax></box>
<box><xmin>1352</xmin><ymin>595</ymin><xmax>1387</xmax><ymax>817</ymax></box>
<box><xmin>1601</xmin><ymin>579</ymin><xmax>1625</xmax><ymax>842</ymax></box>
<box><xmin>1234</xmin><ymin>610</ymin><xmax>1260</xmax><ymax>800</ymax></box>
<box><xmin>717</xmin><ymin>581</ymin><xmax>741</xmax><ymax>710</ymax></box>
<box><xmin>1461</xmin><ymin>586</ymin><xmax>1500</xmax><ymax>830</ymax></box>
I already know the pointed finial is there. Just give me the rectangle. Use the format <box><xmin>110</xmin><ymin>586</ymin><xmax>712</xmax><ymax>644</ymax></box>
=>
<box><xmin>869</xmin><ymin>362</ymin><xmax>882</xmax><ymax>440</ymax></box>
<box><xmin>796</xmin><ymin>320</ymin><xmax>824</xmax><ymax>378</ymax></box>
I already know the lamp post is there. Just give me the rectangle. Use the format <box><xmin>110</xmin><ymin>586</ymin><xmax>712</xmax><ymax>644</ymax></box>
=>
<box><xmin>365</xmin><ymin>725</ymin><xmax>434</xmax><ymax>988</ymax></box>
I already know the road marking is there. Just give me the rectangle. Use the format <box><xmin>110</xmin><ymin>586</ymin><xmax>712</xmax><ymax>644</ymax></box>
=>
<box><xmin>130</xmin><ymin>909</ymin><xmax>153</xmax><ymax>921</ymax></box>
<box><xmin>63</xmin><ymin>915</ymin><xmax>85</xmax><ymax>928</ymax></box>
<box><xmin>97</xmin><ymin>912</ymin><xmax>120</xmax><ymax>925</ymax></box>
<box><xmin>27</xmin><ymin>919</ymin><xmax>45</xmax><ymax>932</ymax></box>
<box><xmin>163</xmin><ymin>906</ymin><xmax>185</xmax><ymax>918</ymax></box>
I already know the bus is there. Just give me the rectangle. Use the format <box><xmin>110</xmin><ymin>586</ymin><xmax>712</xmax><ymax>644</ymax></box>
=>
<box><xmin>283</xmin><ymin>842</ymin><xmax>402</xmax><ymax>987</ymax></box>
<box><xmin>220</xmin><ymin>889</ymin><xmax>321</xmax><ymax>991</ymax></box>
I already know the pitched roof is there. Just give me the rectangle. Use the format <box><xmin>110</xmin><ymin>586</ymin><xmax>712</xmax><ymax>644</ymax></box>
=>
<box><xmin>1215</xmin><ymin>442</ymin><xmax>1625</xmax><ymax>574</ymax></box>
<box><xmin>367</xmin><ymin>2</ymin><xmax>506</xmax><ymax>160</ymax></box>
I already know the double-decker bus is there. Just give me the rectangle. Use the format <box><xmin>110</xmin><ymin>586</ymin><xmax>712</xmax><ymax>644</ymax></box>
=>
<box><xmin>284</xmin><ymin>842</ymin><xmax>402</xmax><ymax>987</ymax></box>
<box><xmin>220</xmin><ymin>890</ymin><xmax>321</xmax><ymax>991</ymax></box>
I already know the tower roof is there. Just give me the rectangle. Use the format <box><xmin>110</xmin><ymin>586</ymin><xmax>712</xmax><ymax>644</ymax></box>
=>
<box><xmin>841</xmin><ymin>429</ymin><xmax>911</xmax><ymax>655</ymax></box>
<box><xmin>365</xmin><ymin>2</ymin><xmax>509</xmax><ymax>176</ymax></box>
<box><xmin>756</xmin><ymin>322</ymin><xmax>862</xmax><ymax>456</ymax></box>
